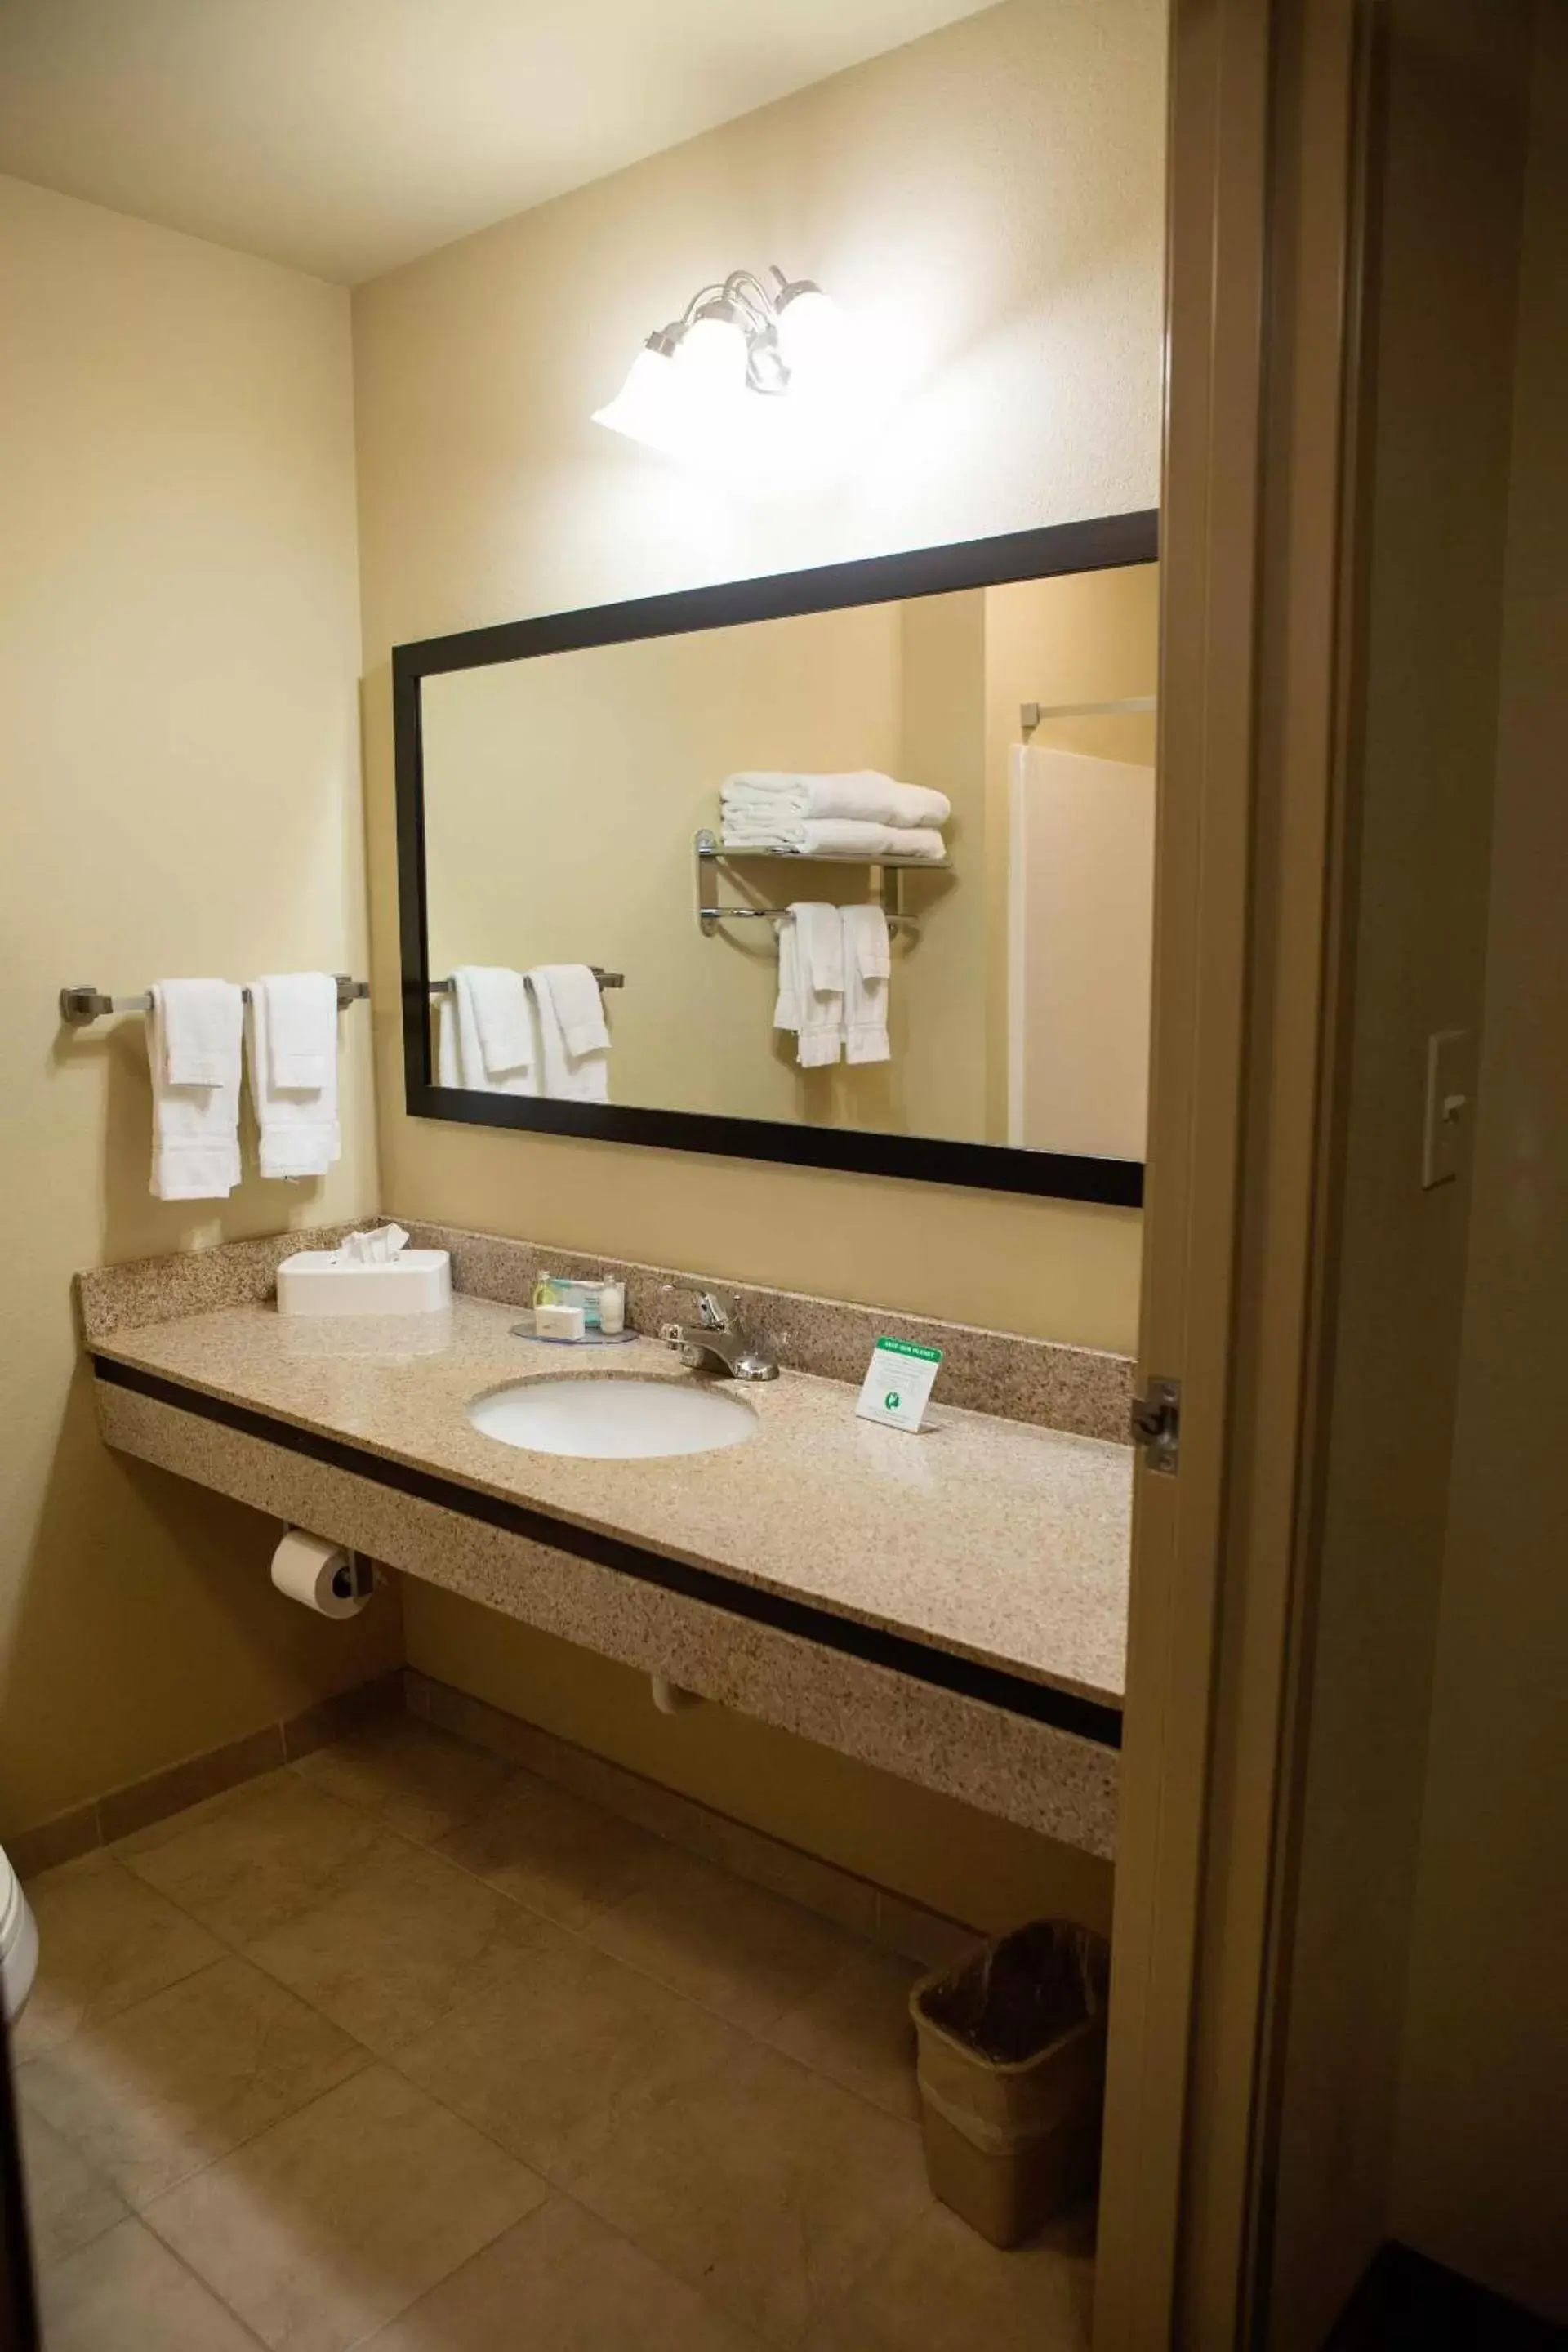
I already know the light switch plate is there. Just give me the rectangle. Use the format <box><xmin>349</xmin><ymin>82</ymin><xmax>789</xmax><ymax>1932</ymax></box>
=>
<box><xmin>1422</xmin><ymin>1029</ymin><xmax>1475</xmax><ymax>1188</ymax></box>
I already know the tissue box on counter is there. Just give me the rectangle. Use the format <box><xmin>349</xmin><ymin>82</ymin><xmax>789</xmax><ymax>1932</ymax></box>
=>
<box><xmin>276</xmin><ymin>1225</ymin><xmax>452</xmax><ymax>1316</ymax></box>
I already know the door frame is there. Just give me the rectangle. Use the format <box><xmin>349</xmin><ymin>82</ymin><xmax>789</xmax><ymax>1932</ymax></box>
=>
<box><xmin>1095</xmin><ymin>2</ymin><xmax>1366</xmax><ymax>2344</ymax></box>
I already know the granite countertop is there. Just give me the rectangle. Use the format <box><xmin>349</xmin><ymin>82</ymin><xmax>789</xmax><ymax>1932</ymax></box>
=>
<box><xmin>90</xmin><ymin>1294</ymin><xmax>1132</xmax><ymax>1709</ymax></box>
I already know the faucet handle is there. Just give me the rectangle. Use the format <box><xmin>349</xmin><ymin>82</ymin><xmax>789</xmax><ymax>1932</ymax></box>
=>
<box><xmin>696</xmin><ymin>1286</ymin><xmax>738</xmax><ymax>1331</ymax></box>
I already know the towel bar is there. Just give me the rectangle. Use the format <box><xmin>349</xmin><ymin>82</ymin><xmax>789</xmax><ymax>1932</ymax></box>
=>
<box><xmin>1019</xmin><ymin>693</ymin><xmax>1156</xmax><ymax>732</ymax></box>
<box><xmin>693</xmin><ymin>829</ymin><xmax>940</xmax><ymax>938</ymax></box>
<box><xmin>60</xmin><ymin>977</ymin><xmax>369</xmax><ymax>1026</ymax></box>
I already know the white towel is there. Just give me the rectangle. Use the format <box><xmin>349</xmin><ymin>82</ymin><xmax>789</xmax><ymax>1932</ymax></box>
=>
<box><xmin>532</xmin><ymin>964</ymin><xmax>609</xmax><ymax>1059</ymax></box>
<box><xmin>840</xmin><ymin>905</ymin><xmax>892</xmax><ymax>1064</ymax></box>
<box><xmin>247</xmin><ymin>977</ymin><xmax>341</xmax><ymax>1180</ymax></box>
<box><xmin>528</xmin><ymin>967</ymin><xmax>611</xmax><ymax>1102</ymax></box>
<box><xmin>721</xmin><ymin>770</ymin><xmax>951</xmax><ymax>828</ymax></box>
<box><xmin>464</xmin><ymin>967</ymin><xmax>535</xmax><ymax>1078</ymax></box>
<box><xmin>261</xmin><ymin>972</ymin><xmax>336</xmax><ymax>1089</ymax></box>
<box><xmin>146</xmin><ymin>981</ymin><xmax>243</xmax><ymax>1200</ymax></box>
<box><xmin>155</xmin><ymin>975</ymin><xmax>241</xmax><ymax>1088</ymax></box>
<box><xmin>719</xmin><ymin>817</ymin><xmax>947</xmax><ymax>862</ymax></box>
<box><xmin>774</xmin><ymin>903</ymin><xmax>844</xmax><ymax>1067</ymax></box>
<box><xmin>438</xmin><ymin>970</ymin><xmax>538</xmax><ymax>1094</ymax></box>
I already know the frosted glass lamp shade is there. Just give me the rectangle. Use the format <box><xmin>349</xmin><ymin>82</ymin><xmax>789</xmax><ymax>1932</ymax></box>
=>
<box><xmin>592</xmin><ymin>341</ymin><xmax>686</xmax><ymax>450</ymax></box>
<box><xmin>774</xmin><ymin>284</ymin><xmax>843</xmax><ymax>380</ymax></box>
<box><xmin>675</xmin><ymin>313</ymin><xmax>749</xmax><ymax>395</ymax></box>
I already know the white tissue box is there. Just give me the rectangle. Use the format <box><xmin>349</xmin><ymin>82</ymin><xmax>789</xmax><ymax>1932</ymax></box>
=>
<box><xmin>276</xmin><ymin>1248</ymin><xmax>452</xmax><ymax>1316</ymax></box>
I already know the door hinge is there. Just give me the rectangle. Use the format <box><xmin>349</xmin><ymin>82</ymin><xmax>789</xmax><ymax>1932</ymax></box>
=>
<box><xmin>1130</xmin><ymin>1376</ymin><xmax>1181</xmax><ymax>1473</ymax></box>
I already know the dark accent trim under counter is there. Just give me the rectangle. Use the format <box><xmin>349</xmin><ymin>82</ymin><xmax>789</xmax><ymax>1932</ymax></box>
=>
<box><xmin>91</xmin><ymin>1355</ymin><xmax>1122</xmax><ymax>1753</ymax></box>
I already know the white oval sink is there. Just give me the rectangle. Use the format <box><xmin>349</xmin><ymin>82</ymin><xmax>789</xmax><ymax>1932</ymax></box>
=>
<box><xmin>469</xmin><ymin>1376</ymin><xmax>757</xmax><ymax>1461</ymax></box>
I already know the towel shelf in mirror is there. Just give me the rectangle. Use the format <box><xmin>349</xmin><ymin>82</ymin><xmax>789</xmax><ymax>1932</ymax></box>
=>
<box><xmin>430</xmin><ymin>968</ymin><xmax>624</xmax><ymax>993</ymax></box>
<box><xmin>694</xmin><ymin>831</ymin><xmax>945</xmax><ymax>938</ymax></box>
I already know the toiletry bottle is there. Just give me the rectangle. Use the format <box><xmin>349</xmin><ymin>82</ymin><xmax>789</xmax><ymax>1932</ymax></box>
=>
<box><xmin>599</xmin><ymin>1278</ymin><xmax>626</xmax><ymax>1336</ymax></box>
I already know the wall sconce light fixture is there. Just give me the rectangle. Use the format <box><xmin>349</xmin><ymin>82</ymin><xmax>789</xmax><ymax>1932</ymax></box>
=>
<box><xmin>594</xmin><ymin>265</ymin><xmax>844</xmax><ymax>456</ymax></box>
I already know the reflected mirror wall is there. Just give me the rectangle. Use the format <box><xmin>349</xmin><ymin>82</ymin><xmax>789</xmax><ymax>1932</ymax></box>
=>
<box><xmin>395</xmin><ymin>516</ymin><xmax>1158</xmax><ymax>1202</ymax></box>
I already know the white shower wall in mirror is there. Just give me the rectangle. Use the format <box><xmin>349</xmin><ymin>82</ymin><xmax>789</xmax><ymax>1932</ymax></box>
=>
<box><xmin>416</xmin><ymin>548</ymin><xmax>1158</xmax><ymax>1167</ymax></box>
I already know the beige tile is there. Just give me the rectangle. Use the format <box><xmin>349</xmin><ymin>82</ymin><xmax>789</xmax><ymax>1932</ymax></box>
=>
<box><xmin>145</xmin><ymin>2064</ymin><xmax>545</xmax><ymax>2352</ymax></box>
<box><xmin>394</xmin><ymin>1923</ymin><xmax>748</xmax><ymax>2183</ymax></box>
<box><xmin>280</xmin><ymin>1669</ymin><xmax>405</xmax><ymax>1762</ymax></box>
<box><xmin>583</xmin><ymin>1845</ymin><xmax>860</xmax><ymax>2032</ymax></box>
<box><xmin>292</xmin><ymin>1717</ymin><xmax>513</xmax><ymax>1845</ymax></box>
<box><xmin>20</xmin><ymin>1955</ymin><xmax>369</xmax><ymax>2207</ymax></box>
<box><xmin>13</xmin><ymin>1855</ymin><xmax>222</xmax><ymax>2060</ymax></box>
<box><xmin>434</xmin><ymin>1772</ymin><xmax>665</xmax><ymax>1929</ymax></box>
<box><xmin>800</xmin><ymin>2198</ymin><xmax>1096</xmax><ymax>2352</ymax></box>
<box><xmin>8</xmin><ymin>1803</ymin><xmax>100</xmax><ymax>1882</ymax></box>
<box><xmin>873</xmin><ymin>1892</ymin><xmax>981</xmax><ymax>1972</ymax></box>
<box><xmin>16</xmin><ymin>2104</ymin><xmax>126</xmax><ymax>2268</ymax></box>
<box><xmin>572</xmin><ymin>2039</ymin><xmax>932</xmax><ymax>2347</ymax></box>
<box><xmin>363</xmin><ymin>2194</ymin><xmax>765</xmax><ymax>2350</ymax></box>
<box><xmin>97</xmin><ymin>1726</ymin><xmax>285</xmax><ymax>1846</ymax></box>
<box><xmin>38</xmin><ymin>2215</ymin><xmax>261</xmax><ymax>2352</ymax></box>
<box><xmin>244</xmin><ymin>1838</ymin><xmax>547</xmax><ymax>2056</ymax></box>
<box><xmin>767</xmin><ymin>1947</ymin><xmax>922</xmax><ymax>2120</ymax></box>
<box><xmin>118</xmin><ymin>1771</ymin><xmax>385</xmax><ymax>1944</ymax></box>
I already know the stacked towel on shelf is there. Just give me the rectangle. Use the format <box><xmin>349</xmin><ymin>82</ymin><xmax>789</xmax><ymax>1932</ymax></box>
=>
<box><xmin>247</xmin><ymin>973</ymin><xmax>341</xmax><ymax>1180</ymax></box>
<box><xmin>774</xmin><ymin>904</ymin><xmax>893</xmax><ymax>1067</ymax></box>
<box><xmin>146</xmin><ymin>980</ymin><xmax>245</xmax><ymax>1200</ymax></box>
<box><xmin>720</xmin><ymin>770</ymin><xmax>950</xmax><ymax>858</ymax></box>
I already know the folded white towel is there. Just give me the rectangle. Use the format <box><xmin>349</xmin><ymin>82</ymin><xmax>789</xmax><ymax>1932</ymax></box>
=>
<box><xmin>155</xmin><ymin>976</ymin><xmax>241</xmax><ymax>1089</ymax></box>
<box><xmin>438</xmin><ymin>970</ymin><xmax>539</xmax><ymax>1094</ymax></box>
<box><xmin>533</xmin><ymin>964</ymin><xmax>609</xmax><ymax>1059</ymax></box>
<box><xmin>774</xmin><ymin>903</ymin><xmax>844</xmax><ymax>1068</ymax></box>
<box><xmin>840</xmin><ymin>905</ymin><xmax>892</xmax><ymax>1065</ymax></box>
<box><xmin>528</xmin><ymin>967</ymin><xmax>611</xmax><ymax>1102</ymax></box>
<box><xmin>464</xmin><ymin>967</ymin><xmax>534</xmax><ymax>1078</ymax></box>
<box><xmin>261</xmin><ymin>972</ymin><xmax>336</xmax><ymax>1090</ymax></box>
<box><xmin>147</xmin><ymin>981</ymin><xmax>243</xmax><ymax>1200</ymax></box>
<box><xmin>720</xmin><ymin>817</ymin><xmax>947</xmax><ymax>862</ymax></box>
<box><xmin>247</xmin><ymin>976</ymin><xmax>341</xmax><ymax>1180</ymax></box>
<box><xmin>721</xmin><ymin>770</ymin><xmax>951</xmax><ymax>829</ymax></box>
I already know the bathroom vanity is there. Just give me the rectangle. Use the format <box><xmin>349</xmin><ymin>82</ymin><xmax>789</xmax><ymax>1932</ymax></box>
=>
<box><xmin>80</xmin><ymin>1223</ymin><xmax>1131</xmax><ymax>1859</ymax></box>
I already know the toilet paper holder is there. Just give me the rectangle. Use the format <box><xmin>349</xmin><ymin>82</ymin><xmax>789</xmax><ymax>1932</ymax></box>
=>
<box><xmin>270</xmin><ymin>1528</ymin><xmax>380</xmax><ymax>1618</ymax></box>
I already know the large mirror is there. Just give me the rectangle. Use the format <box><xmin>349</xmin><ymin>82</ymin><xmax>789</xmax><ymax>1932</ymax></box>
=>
<box><xmin>395</xmin><ymin>515</ymin><xmax>1157</xmax><ymax>1201</ymax></box>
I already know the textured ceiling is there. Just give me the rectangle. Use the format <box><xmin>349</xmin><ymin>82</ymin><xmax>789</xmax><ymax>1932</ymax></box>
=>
<box><xmin>0</xmin><ymin>0</ymin><xmax>998</xmax><ymax>282</ymax></box>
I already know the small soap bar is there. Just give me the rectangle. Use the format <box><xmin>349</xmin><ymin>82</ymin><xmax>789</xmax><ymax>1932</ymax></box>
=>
<box><xmin>535</xmin><ymin>1300</ymin><xmax>586</xmax><ymax>1341</ymax></box>
<box><xmin>856</xmin><ymin>1336</ymin><xmax>943</xmax><ymax>1432</ymax></box>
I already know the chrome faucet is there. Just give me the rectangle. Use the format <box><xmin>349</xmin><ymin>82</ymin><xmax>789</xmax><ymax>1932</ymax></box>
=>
<box><xmin>660</xmin><ymin>1285</ymin><xmax>778</xmax><ymax>1382</ymax></box>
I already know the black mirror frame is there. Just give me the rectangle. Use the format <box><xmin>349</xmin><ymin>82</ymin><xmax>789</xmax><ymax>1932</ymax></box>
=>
<box><xmin>393</xmin><ymin>510</ymin><xmax>1156</xmax><ymax>1205</ymax></box>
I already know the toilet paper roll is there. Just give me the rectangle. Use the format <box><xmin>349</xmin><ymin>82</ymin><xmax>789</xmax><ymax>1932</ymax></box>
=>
<box><xmin>270</xmin><ymin>1529</ymin><xmax>372</xmax><ymax>1618</ymax></box>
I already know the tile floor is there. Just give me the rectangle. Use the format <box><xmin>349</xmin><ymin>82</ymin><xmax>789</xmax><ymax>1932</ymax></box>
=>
<box><xmin>14</xmin><ymin>1714</ymin><xmax>1095</xmax><ymax>2351</ymax></box>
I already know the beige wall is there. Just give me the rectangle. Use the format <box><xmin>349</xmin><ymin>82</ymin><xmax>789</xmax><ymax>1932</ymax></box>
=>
<box><xmin>354</xmin><ymin>0</ymin><xmax>1165</xmax><ymax>1354</ymax></box>
<box><xmin>1263</xmin><ymin>6</ymin><xmax>1533</xmax><ymax>2342</ymax></box>
<box><xmin>1389</xmin><ymin>3</ymin><xmax>1568</xmax><ymax>2319</ymax></box>
<box><xmin>0</xmin><ymin>177</ymin><xmax>399</xmax><ymax>1838</ymax></box>
<box><xmin>353</xmin><ymin>0</ymin><xmax>1162</xmax><ymax>1927</ymax></box>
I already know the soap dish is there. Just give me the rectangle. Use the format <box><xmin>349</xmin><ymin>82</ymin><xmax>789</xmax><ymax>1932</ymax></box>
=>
<box><xmin>510</xmin><ymin>1314</ymin><xmax>637</xmax><ymax>1347</ymax></box>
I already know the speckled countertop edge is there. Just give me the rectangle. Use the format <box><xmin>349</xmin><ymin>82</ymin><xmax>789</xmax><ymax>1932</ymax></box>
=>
<box><xmin>87</xmin><ymin>1293</ymin><xmax>1131</xmax><ymax>1711</ymax></box>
